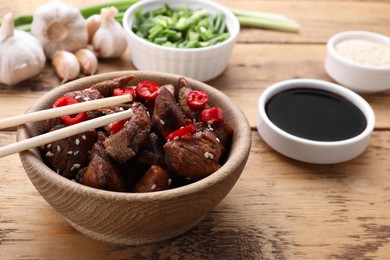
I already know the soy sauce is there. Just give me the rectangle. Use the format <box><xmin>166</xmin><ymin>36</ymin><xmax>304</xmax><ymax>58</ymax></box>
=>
<box><xmin>265</xmin><ymin>88</ymin><xmax>367</xmax><ymax>141</ymax></box>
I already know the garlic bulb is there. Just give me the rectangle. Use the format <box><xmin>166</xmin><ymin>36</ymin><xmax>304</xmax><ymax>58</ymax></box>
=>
<box><xmin>31</xmin><ymin>1</ymin><xmax>88</xmax><ymax>58</ymax></box>
<box><xmin>0</xmin><ymin>13</ymin><xmax>46</xmax><ymax>85</ymax></box>
<box><xmin>75</xmin><ymin>48</ymin><xmax>98</xmax><ymax>75</ymax></box>
<box><xmin>92</xmin><ymin>7</ymin><xmax>127</xmax><ymax>58</ymax></box>
<box><xmin>86</xmin><ymin>14</ymin><xmax>101</xmax><ymax>44</ymax></box>
<box><xmin>52</xmin><ymin>51</ymin><xmax>80</xmax><ymax>83</ymax></box>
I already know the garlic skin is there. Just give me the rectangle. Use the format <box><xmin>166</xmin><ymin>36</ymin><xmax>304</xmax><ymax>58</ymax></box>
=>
<box><xmin>31</xmin><ymin>1</ymin><xmax>88</xmax><ymax>59</ymax></box>
<box><xmin>52</xmin><ymin>51</ymin><xmax>80</xmax><ymax>83</ymax></box>
<box><xmin>86</xmin><ymin>14</ymin><xmax>101</xmax><ymax>44</ymax></box>
<box><xmin>0</xmin><ymin>13</ymin><xmax>46</xmax><ymax>85</ymax></box>
<box><xmin>75</xmin><ymin>49</ymin><xmax>98</xmax><ymax>75</ymax></box>
<box><xmin>92</xmin><ymin>7</ymin><xmax>128</xmax><ymax>58</ymax></box>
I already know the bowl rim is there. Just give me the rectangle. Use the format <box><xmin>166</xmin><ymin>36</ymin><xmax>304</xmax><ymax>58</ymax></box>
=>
<box><xmin>327</xmin><ymin>30</ymin><xmax>390</xmax><ymax>71</ymax></box>
<box><xmin>257</xmin><ymin>78</ymin><xmax>375</xmax><ymax>147</ymax></box>
<box><xmin>18</xmin><ymin>70</ymin><xmax>252</xmax><ymax>201</ymax></box>
<box><xmin>122</xmin><ymin>0</ymin><xmax>240</xmax><ymax>53</ymax></box>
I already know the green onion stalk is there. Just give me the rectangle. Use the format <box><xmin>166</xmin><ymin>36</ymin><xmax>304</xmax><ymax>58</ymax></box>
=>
<box><xmin>7</xmin><ymin>0</ymin><xmax>299</xmax><ymax>33</ymax></box>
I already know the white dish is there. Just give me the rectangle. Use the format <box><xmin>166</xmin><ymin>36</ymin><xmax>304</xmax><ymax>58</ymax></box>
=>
<box><xmin>257</xmin><ymin>79</ymin><xmax>375</xmax><ymax>164</ymax></box>
<box><xmin>325</xmin><ymin>31</ymin><xmax>390</xmax><ymax>93</ymax></box>
<box><xmin>122</xmin><ymin>0</ymin><xmax>240</xmax><ymax>82</ymax></box>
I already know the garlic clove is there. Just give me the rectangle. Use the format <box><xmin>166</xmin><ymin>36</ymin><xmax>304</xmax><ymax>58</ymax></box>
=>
<box><xmin>52</xmin><ymin>51</ymin><xmax>80</xmax><ymax>83</ymax></box>
<box><xmin>0</xmin><ymin>13</ymin><xmax>46</xmax><ymax>85</ymax></box>
<box><xmin>92</xmin><ymin>7</ymin><xmax>128</xmax><ymax>58</ymax></box>
<box><xmin>86</xmin><ymin>14</ymin><xmax>101</xmax><ymax>44</ymax></box>
<box><xmin>75</xmin><ymin>48</ymin><xmax>98</xmax><ymax>75</ymax></box>
<box><xmin>31</xmin><ymin>1</ymin><xmax>88</xmax><ymax>59</ymax></box>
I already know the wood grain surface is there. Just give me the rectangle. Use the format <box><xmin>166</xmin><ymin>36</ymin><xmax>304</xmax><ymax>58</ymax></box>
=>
<box><xmin>1</xmin><ymin>0</ymin><xmax>390</xmax><ymax>259</ymax></box>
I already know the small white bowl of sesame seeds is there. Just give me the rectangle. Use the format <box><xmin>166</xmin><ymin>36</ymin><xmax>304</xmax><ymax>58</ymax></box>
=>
<box><xmin>16</xmin><ymin>70</ymin><xmax>251</xmax><ymax>245</ymax></box>
<box><xmin>325</xmin><ymin>30</ymin><xmax>390</xmax><ymax>93</ymax></box>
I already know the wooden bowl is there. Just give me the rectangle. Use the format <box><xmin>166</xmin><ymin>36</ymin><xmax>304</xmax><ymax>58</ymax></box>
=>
<box><xmin>17</xmin><ymin>71</ymin><xmax>251</xmax><ymax>245</ymax></box>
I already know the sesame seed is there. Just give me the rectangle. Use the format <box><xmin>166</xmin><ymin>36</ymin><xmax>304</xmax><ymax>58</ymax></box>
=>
<box><xmin>168</xmin><ymin>179</ymin><xmax>172</xmax><ymax>186</ymax></box>
<box><xmin>208</xmin><ymin>124</ymin><xmax>214</xmax><ymax>131</ymax></box>
<box><xmin>204</xmin><ymin>152</ymin><xmax>214</xmax><ymax>159</ymax></box>
<box><xmin>119</xmin><ymin>107</ymin><xmax>124</xmax><ymax>111</ymax></box>
<box><xmin>57</xmin><ymin>145</ymin><xmax>61</xmax><ymax>152</ymax></box>
<box><xmin>46</xmin><ymin>151</ymin><xmax>54</xmax><ymax>157</ymax></box>
<box><xmin>75</xmin><ymin>95</ymin><xmax>81</xmax><ymax>99</ymax></box>
<box><xmin>71</xmin><ymin>164</ymin><xmax>81</xmax><ymax>172</ymax></box>
<box><xmin>151</xmin><ymin>184</ymin><xmax>157</xmax><ymax>190</ymax></box>
<box><xmin>216</xmin><ymin>138</ymin><xmax>220</xmax><ymax>143</ymax></box>
<box><xmin>75</xmin><ymin>139</ymin><xmax>80</xmax><ymax>145</ymax></box>
<box><xmin>83</xmin><ymin>97</ymin><xmax>91</xmax><ymax>101</ymax></box>
<box><xmin>160</xmin><ymin>119</ymin><xmax>165</xmax><ymax>125</ymax></box>
<box><xmin>173</xmin><ymin>136</ymin><xmax>179</xmax><ymax>141</ymax></box>
<box><xmin>81</xmin><ymin>135</ymin><xmax>86</xmax><ymax>140</ymax></box>
<box><xmin>67</xmin><ymin>151</ymin><xmax>73</xmax><ymax>155</ymax></box>
<box><xmin>47</xmin><ymin>144</ymin><xmax>52</xmax><ymax>149</ymax></box>
<box><xmin>73</xmin><ymin>151</ymin><xmax>79</xmax><ymax>156</ymax></box>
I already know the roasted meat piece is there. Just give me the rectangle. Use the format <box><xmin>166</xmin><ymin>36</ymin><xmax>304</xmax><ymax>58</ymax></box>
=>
<box><xmin>176</xmin><ymin>77</ymin><xmax>203</xmax><ymax>121</ymax></box>
<box><xmin>135</xmin><ymin>132</ymin><xmax>165</xmax><ymax>167</ymax></box>
<box><xmin>151</xmin><ymin>87</ymin><xmax>186</xmax><ymax>138</ymax></box>
<box><xmin>103</xmin><ymin>104</ymin><xmax>151</xmax><ymax>162</ymax></box>
<box><xmin>205</xmin><ymin>121</ymin><xmax>233</xmax><ymax>155</ymax></box>
<box><xmin>43</xmin><ymin>88</ymin><xmax>104</xmax><ymax>132</ymax></box>
<box><xmin>41</xmin><ymin>125</ymin><xmax>97</xmax><ymax>179</ymax></box>
<box><xmin>79</xmin><ymin>143</ymin><xmax>125</xmax><ymax>192</ymax></box>
<box><xmin>164</xmin><ymin>130</ymin><xmax>222</xmax><ymax>180</ymax></box>
<box><xmin>91</xmin><ymin>74</ymin><xmax>135</xmax><ymax>97</ymax></box>
<box><xmin>65</xmin><ymin>88</ymin><xmax>105</xmax><ymax>120</ymax></box>
<box><xmin>65</xmin><ymin>88</ymin><xmax>103</xmax><ymax>102</ymax></box>
<box><xmin>132</xmin><ymin>165</ymin><xmax>171</xmax><ymax>193</ymax></box>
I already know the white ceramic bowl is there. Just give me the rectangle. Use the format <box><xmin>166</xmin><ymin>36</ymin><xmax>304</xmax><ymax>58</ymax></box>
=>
<box><xmin>122</xmin><ymin>0</ymin><xmax>240</xmax><ymax>82</ymax></box>
<box><xmin>257</xmin><ymin>79</ymin><xmax>375</xmax><ymax>164</ymax></box>
<box><xmin>325</xmin><ymin>31</ymin><xmax>390</xmax><ymax>93</ymax></box>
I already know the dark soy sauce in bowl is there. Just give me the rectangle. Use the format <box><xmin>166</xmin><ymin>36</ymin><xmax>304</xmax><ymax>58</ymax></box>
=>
<box><xmin>265</xmin><ymin>88</ymin><xmax>367</xmax><ymax>141</ymax></box>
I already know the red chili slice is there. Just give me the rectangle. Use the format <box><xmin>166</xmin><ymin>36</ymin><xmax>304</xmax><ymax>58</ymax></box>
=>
<box><xmin>186</xmin><ymin>90</ymin><xmax>209</xmax><ymax>109</ymax></box>
<box><xmin>166</xmin><ymin>124</ymin><xmax>196</xmax><ymax>142</ymax></box>
<box><xmin>135</xmin><ymin>81</ymin><xmax>160</xmax><ymax>100</ymax></box>
<box><xmin>201</xmin><ymin>107</ymin><xmax>224</xmax><ymax>123</ymax></box>
<box><xmin>53</xmin><ymin>96</ymin><xmax>87</xmax><ymax>126</ymax></box>
<box><xmin>113</xmin><ymin>87</ymin><xmax>135</xmax><ymax>101</ymax></box>
<box><xmin>108</xmin><ymin>118</ymin><xmax>130</xmax><ymax>134</ymax></box>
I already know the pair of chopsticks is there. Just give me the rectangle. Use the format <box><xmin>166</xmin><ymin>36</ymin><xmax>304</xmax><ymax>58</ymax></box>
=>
<box><xmin>0</xmin><ymin>94</ymin><xmax>133</xmax><ymax>158</ymax></box>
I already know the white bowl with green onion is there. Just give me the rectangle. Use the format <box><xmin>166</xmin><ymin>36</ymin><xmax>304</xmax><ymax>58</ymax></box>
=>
<box><xmin>123</xmin><ymin>0</ymin><xmax>240</xmax><ymax>82</ymax></box>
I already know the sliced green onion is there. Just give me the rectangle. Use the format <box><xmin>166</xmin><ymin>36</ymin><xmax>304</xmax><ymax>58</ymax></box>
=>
<box><xmin>231</xmin><ymin>8</ymin><xmax>300</xmax><ymax>32</ymax></box>
<box><xmin>132</xmin><ymin>4</ymin><xmax>229</xmax><ymax>48</ymax></box>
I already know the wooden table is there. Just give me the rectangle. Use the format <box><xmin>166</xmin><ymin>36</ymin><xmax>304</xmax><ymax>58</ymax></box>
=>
<box><xmin>1</xmin><ymin>1</ymin><xmax>390</xmax><ymax>259</ymax></box>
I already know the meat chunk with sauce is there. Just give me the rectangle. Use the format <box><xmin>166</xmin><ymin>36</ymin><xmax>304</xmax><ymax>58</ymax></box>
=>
<box><xmin>164</xmin><ymin>130</ymin><xmax>222</xmax><ymax>180</ymax></box>
<box><xmin>103</xmin><ymin>104</ymin><xmax>151</xmax><ymax>162</ymax></box>
<box><xmin>41</xmin><ymin>125</ymin><xmax>97</xmax><ymax>179</ymax></box>
<box><xmin>91</xmin><ymin>74</ymin><xmax>135</xmax><ymax>97</ymax></box>
<box><xmin>43</xmin><ymin>88</ymin><xmax>104</xmax><ymax>132</ymax></box>
<box><xmin>151</xmin><ymin>87</ymin><xmax>186</xmax><ymax>138</ymax></box>
<box><xmin>135</xmin><ymin>132</ymin><xmax>165</xmax><ymax>167</ymax></box>
<box><xmin>80</xmin><ymin>143</ymin><xmax>125</xmax><ymax>192</ymax></box>
<box><xmin>176</xmin><ymin>77</ymin><xmax>204</xmax><ymax>121</ymax></box>
<box><xmin>132</xmin><ymin>165</ymin><xmax>171</xmax><ymax>192</ymax></box>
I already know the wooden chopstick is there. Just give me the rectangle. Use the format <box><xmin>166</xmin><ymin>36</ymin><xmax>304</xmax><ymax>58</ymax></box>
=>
<box><xmin>0</xmin><ymin>108</ymin><xmax>134</xmax><ymax>158</ymax></box>
<box><xmin>0</xmin><ymin>94</ymin><xmax>132</xmax><ymax>130</ymax></box>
